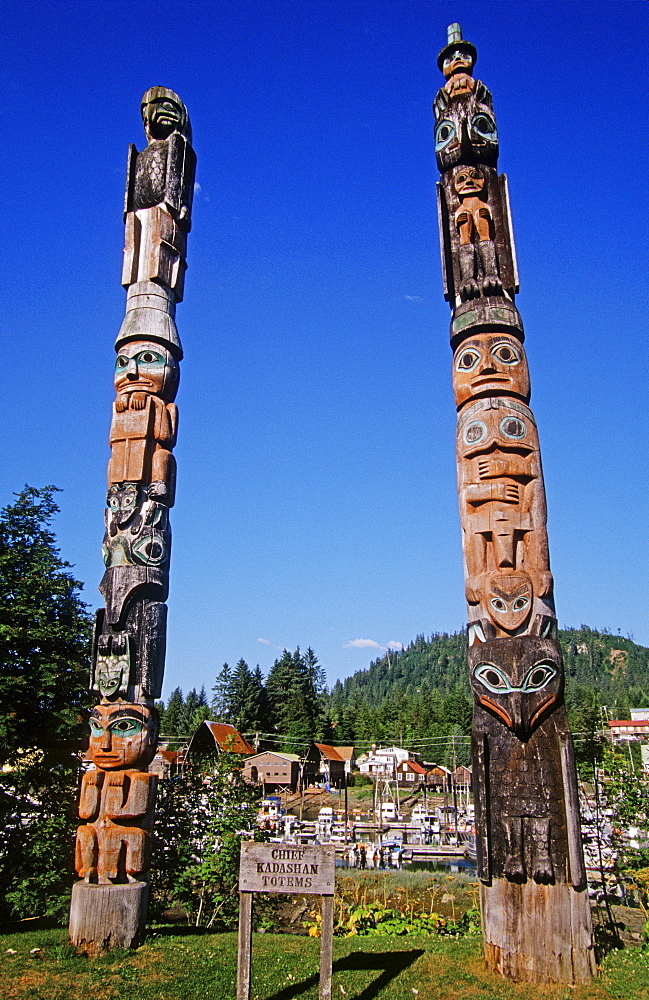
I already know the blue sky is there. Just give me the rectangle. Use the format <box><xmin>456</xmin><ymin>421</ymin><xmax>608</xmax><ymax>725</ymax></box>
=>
<box><xmin>2</xmin><ymin>0</ymin><xmax>647</xmax><ymax>699</ymax></box>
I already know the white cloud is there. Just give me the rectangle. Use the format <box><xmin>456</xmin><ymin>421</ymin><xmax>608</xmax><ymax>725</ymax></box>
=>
<box><xmin>404</xmin><ymin>294</ymin><xmax>424</xmax><ymax>303</ymax></box>
<box><xmin>344</xmin><ymin>638</ymin><xmax>384</xmax><ymax>650</ymax></box>
<box><xmin>194</xmin><ymin>181</ymin><xmax>202</xmax><ymax>194</ymax></box>
<box><xmin>387</xmin><ymin>641</ymin><xmax>404</xmax><ymax>650</ymax></box>
<box><xmin>257</xmin><ymin>637</ymin><xmax>272</xmax><ymax>645</ymax></box>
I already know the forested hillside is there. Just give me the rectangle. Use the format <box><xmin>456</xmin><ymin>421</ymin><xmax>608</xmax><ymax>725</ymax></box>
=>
<box><xmin>157</xmin><ymin>626</ymin><xmax>649</xmax><ymax>768</ymax></box>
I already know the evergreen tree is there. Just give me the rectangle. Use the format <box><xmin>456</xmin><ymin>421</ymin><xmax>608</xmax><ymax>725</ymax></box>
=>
<box><xmin>0</xmin><ymin>486</ymin><xmax>93</xmax><ymax>921</ymax></box>
<box><xmin>212</xmin><ymin>662</ymin><xmax>232</xmax><ymax>721</ymax></box>
<box><xmin>162</xmin><ymin>687</ymin><xmax>185</xmax><ymax>738</ymax></box>
<box><xmin>0</xmin><ymin>486</ymin><xmax>92</xmax><ymax>765</ymax></box>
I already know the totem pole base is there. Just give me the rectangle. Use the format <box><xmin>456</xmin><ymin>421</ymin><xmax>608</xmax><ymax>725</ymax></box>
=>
<box><xmin>69</xmin><ymin>880</ymin><xmax>149</xmax><ymax>955</ymax></box>
<box><xmin>480</xmin><ymin>880</ymin><xmax>595</xmax><ymax>984</ymax></box>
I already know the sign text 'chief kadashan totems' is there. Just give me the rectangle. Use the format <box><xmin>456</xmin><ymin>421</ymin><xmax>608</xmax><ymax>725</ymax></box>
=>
<box><xmin>69</xmin><ymin>88</ymin><xmax>195</xmax><ymax>953</ymax></box>
<box><xmin>433</xmin><ymin>25</ymin><xmax>595</xmax><ymax>983</ymax></box>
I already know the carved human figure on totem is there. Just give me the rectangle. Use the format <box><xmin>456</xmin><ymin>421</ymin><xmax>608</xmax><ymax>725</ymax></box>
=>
<box><xmin>453</xmin><ymin>166</ymin><xmax>502</xmax><ymax>299</ymax></box>
<box><xmin>456</xmin><ymin>396</ymin><xmax>554</xmax><ymax>636</ymax></box>
<box><xmin>469</xmin><ymin>637</ymin><xmax>584</xmax><ymax>887</ymax></box>
<box><xmin>453</xmin><ymin>332</ymin><xmax>530</xmax><ymax>408</ymax></box>
<box><xmin>439</xmin><ymin>37</ymin><xmax>476</xmax><ymax>97</ymax></box>
<box><xmin>108</xmin><ymin>339</ymin><xmax>179</xmax><ymax>507</ymax></box>
<box><xmin>75</xmin><ymin>704</ymin><xmax>158</xmax><ymax>884</ymax></box>
<box><xmin>122</xmin><ymin>87</ymin><xmax>196</xmax><ymax>302</ymax></box>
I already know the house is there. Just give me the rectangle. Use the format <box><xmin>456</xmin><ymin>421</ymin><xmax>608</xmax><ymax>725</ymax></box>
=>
<box><xmin>396</xmin><ymin>759</ymin><xmax>428</xmax><ymax>787</ymax></box>
<box><xmin>334</xmin><ymin>746</ymin><xmax>356</xmax><ymax>773</ymax></box>
<box><xmin>241</xmin><ymin>751</ymin><xmax>301</xmax><ymax>791</ymax></box>
<box><xmin>607</xmin><ymin>720</ymin><xmax>649</xmax><ymax>742</ymax></box>
<box><xmin>426</xmin><ymin>764</ymin><xmax>452</xmax><ymax>790</ymax></box>
<box><xmin>149</xmin><ymin>748</ymin><xmax>180</xmax><ymax>778</ymax></box>
<box><xmin>186</xmin><ymin>721</ymin><xmax>255</xmax><ymax>757</ymax></box>
<box><xmin>358</xmin><ymin>746</ymin><xmax>414</xmax><ymax>778</ymax></box>
<box><xmin>303</xmin><ymin>743</ymin><xmax>347</xmax><ymax>788</ymax></box>
<box><xmin>452</xmin><ymin>765</ymin><xmax>473</xmax><ymax>789</ymax></box>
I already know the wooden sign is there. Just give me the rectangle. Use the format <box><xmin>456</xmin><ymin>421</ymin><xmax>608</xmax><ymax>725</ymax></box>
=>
<box><xmin>239</xmin><ymin>842</ymin><xmax>335</xmax><ymax>894</ymax></box>
<box><xmin>237</xmin><ymin>842</ymin><xmax>335</xmax><ymax>1000</ymax></box>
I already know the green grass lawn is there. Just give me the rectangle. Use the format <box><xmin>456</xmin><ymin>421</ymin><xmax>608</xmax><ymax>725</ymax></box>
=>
<box><xmin>1</xmin><ymin>926</ymin><xmax>649</xmax><ymax>1000</ymax></box>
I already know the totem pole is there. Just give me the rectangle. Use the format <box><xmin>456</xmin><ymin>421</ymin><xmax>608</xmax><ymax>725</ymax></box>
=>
<box><xmin>69</xmin><ymin>88</ymin><xmax>195</xmax><ymax>953</ymax></box>
<box><xmin>433</xmin><ymin>26</ymin><xmax>595</xmax><ymax>983</ymax></box>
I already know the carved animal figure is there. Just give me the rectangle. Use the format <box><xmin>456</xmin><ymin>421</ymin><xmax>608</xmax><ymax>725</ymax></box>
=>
<box><xmin>469</xmin><ymin>637</ymin><xmax>584</xmax><ymax>887</ymax></box>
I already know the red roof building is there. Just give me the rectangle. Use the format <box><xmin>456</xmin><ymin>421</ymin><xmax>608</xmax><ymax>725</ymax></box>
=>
<box><xmin>187</xmin><ymin>721</ymin><xmax>255</xmax><ymax>756</ymax></box>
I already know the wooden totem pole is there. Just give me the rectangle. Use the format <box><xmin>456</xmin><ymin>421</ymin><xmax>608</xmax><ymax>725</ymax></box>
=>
<box><xmin>69</xmin><ymin>88</ymin><xmax>195</xmax><ymax>953</ymax></box>
<box><xmin>433</xmin><ymin>26</ymin><xmax>595</xmax><ymax>983</ymax></box>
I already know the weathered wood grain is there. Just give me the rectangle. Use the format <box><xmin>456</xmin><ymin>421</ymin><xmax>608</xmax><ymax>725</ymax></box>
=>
<box><xmin>236</xmin><ymin>892</ymin><xmax>253</xmax><ymax>1000</ymax></box>
<box><xmin>69</xmin><ymin>881</ymin><xmax>149</xmax><ymax>955</ymax></box>
<box><xmin>239</xmin><ymin>842</ymin><xmax>335</xmax><ymax>895</ymax></box>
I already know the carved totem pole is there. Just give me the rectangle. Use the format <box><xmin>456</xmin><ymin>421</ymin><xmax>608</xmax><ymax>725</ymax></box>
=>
<box><xmin>69</xmin><ymin>88</ymin><xmax>195</xmax><ymax>953</ymax></box>
<box><xmin>433</xmin><ymin>26</ymin><xmax>595</xmax><ymax>983</ymax></box>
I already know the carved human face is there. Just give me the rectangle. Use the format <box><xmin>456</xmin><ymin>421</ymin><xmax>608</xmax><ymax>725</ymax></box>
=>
<box><xmin>87</xmin><ymin>704</ymin><xmax>158</xmax><ymax>770</ymax></box>
<box><xmin>486</xmin><ymin>572</ymin><xmax>533</xmax><ymax>633</ymax></box>
<box><xmin>453</xmin><ymin>165</ymin><xmax>485</xmax><ymax>197</ymax></box>
<box><xmin>469</xmin><ymin>636</ymin><xmax>564</xmax><ymax>739</ymax></box>
<box><xmin>442</xmin><ymin>49</ymin><xmax>474</xmax><ymax>79</ymax></box>
<box><xmin>453</xmin><ymin>334</ymin><xmax>530</xmax><ymax>407</ymax></box>
<box><xmin>142</xmin><ymin>97</ymin><xmax>184</xmax><ymax>141</ymax></box>
<box><xmin>114</xmin><ymin>341</ymin><xmax>179</xmax><ymax>400</ymax></box>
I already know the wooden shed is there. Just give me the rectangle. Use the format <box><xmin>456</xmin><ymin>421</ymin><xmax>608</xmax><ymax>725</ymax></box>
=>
<box><xmin>304</xmin><ymin>743</ymin><xmax>346</xmax><ymax>788</ymax></box>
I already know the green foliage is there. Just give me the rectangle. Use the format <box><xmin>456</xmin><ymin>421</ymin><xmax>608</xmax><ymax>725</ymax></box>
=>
<box><xmin>0</xmin><ymin>487</ymin><xmax>92</xmax><ymax>924</ymax></box>
<box><xmin>313</xmin><ymin>899</ymin><xmax>481</xmax><ymax>938</ymax></box>
<box><xmin>0</xmin><ymin>486</ymin><xmax>92</xmax><ymax>766</ymax></box>
<box><xmin>153</xmin><ymin>753</ymin><xmax>264</xmax><ymax>928</ymax></box>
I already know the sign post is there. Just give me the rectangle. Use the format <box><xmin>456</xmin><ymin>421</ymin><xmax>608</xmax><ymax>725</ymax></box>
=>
<box><xmin>237</xmin><ymin>842</ymin><xmax>335</xmax><ymax>1000</ymax></box>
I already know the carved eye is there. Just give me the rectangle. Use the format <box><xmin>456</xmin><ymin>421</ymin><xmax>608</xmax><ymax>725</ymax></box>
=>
<box><xmin>109</xmin><ymin>717</ymin><xmax>144</xmax><ymax>737</ymax></box>
<box><xmin>132</xmin><ymin>532</ymin><xmax>167</xmax><ymax>566</ymax></box>
<box><xmin>491</xmin><ymin>343</ymin><xmax>520</xmax><ymax>365</ymax></box>
<box><xmin>490</xmin><ymin>597</ymin><xmax>507</xmax><ymax>613</ymax></box>
<box><xmin>512</xmin><ymin>596</ymin><xmax>529</xmax><ymax>612</ymax></box>
<box><xmin>463</xmin><ymin>420</ymin><xmax>487</xmax><ymax>445</ymax></box>
<box><xmin>472</xmin><ymin>113</ymin><xmax>497</xmax><ymax>141</ymax></box>
<box><xmin>500</xmin><ymin>416</ymin><xmax>526</xmax><ymax>440</ymax></box>
<box><xmin>135</xmin><ymin>350</ymin><xmax>164</xmax><ymax>366</ymax></box>
<box><xmin>115</xmin><ymin>355</ymin><xmax>129</xmax><ymax>369</ymax></box>
<box><xmin>522</xmin><ymin>661</ymin><xmax>557</xmax><ymax>692</ymax></box>
<box><xmin>435</xmin><ymin>119</ymin><xmax>457</xmax><ymax>151</ymax></box>
<box><xmin>474</xmin><ymin>663</ymin><xmax>511</xmax><ymax>692</ymax></box>
<box><xmin>456</xmin><ymin>348</ymin><xmax>480</xmax><ymax>372</ymax></box>
<box><xmin>89</xmin><ymin>719</ymin><xmax>103</xmax><ymax>736</ymax></box>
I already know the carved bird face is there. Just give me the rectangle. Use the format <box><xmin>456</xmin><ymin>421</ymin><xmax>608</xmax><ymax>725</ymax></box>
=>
<box><xmin>469</xmin><ymin>636</ymin><xmax>564</xmax><ymax>740</ymax></box>
<box><xmin>87</xmin><ymin>704</ymin><xmax>158</xmax><ymax>769</ymax></box>
<box><xmin>106</xmin><ymin>483</ymin><xmax>140</xmax><ymax>528</ymax></box>
<box><xmin>453</xmin><ymin>333</ymin><xmax>530</xmax><ymax>407</ymax></box>
<box><xmin>434</xmin><ymin>87</ymin><xmax>498</xmax><ymax>171</ymax></box>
